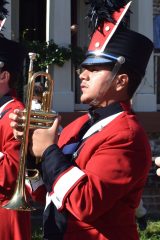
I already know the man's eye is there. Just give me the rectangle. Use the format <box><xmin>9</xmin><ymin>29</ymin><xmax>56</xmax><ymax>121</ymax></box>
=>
<box><xmin>90</xmin><ymin>68</ymin><xmax>99</xmax><ymax>73</ymax></box>
<box><xmin>76</xmin><ymin>68</ymin><xmax>85</xmax><ymax>75</ymax></box>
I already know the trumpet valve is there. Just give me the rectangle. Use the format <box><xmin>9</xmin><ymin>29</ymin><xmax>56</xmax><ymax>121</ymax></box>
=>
<box><xmin>30</xmin><ymin>110</ymin><xmax>58</xmax><ymax>129</ymax></box>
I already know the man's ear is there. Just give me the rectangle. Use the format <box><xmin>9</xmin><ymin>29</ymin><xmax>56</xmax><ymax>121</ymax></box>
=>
<box><xmin>0</xmin><ymin>71</ymin><xmax>10</xmax><ymax>83</ymax></box>
<box><xmin>115</xmin><ymin>74</ymin><xmax>128</xmax><ymax>91</ymax></box>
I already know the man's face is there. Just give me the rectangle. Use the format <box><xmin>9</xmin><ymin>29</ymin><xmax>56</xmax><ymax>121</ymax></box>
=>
<box><xmin>79</xmin><ymin>65</ymin><xmax>115</xmax><ymax>107</ymax></box>
<box><xmin>0</xmin><ymin>70</ymin><xmax>10</xmax><ymax>97</ymax></box>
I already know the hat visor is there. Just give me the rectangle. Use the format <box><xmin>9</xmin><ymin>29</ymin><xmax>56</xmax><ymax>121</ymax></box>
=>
<box><xmin>81</xmin><ymin>56</ymin><xmax>116</xmax><ymax>67</ymax></box>
<box><xmin>81</xmin><ymin>52</ymin><xmax>118</xmax><ymax>67</ymax></box>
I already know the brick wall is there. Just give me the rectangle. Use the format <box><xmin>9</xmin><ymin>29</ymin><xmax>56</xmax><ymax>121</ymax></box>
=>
<box><xmin>143</xmin><ymin>158</ymin><xmax>160</xmax><ymax>217</ymax></box>
<box><xmin>136</xmin><ymin>112</ymin><xmax>160</xmax><ymax>217</ymax></box>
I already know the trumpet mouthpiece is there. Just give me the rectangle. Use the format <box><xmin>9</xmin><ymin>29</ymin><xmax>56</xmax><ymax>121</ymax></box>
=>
<box><xmin>29</xmin><ymin>52</ymin><xmax>37</xmax><ymax>60</ymax></box>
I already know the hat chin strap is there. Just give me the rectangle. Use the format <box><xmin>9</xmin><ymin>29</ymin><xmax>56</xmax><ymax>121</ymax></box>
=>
<box><xmin>89</xmin><ymin>56</ymin><xmax>125</xmax><ymax>107</ymax></box>
<box><xmin>0</xmin><ymin>18</ymin><xmax>6</xmax><ymax>31</ymax></box>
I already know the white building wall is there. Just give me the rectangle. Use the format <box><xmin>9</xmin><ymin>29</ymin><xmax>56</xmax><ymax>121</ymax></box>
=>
<box><xmin>50</xmin><ymin>0</ymin><xmax>156</xmax><ymax>112</ymax></box>
<box><xmin>46</xmin><ymin>0</ymin><xmax>74</xmax><ymax>112</ymax></box>
<box><xmin>130</xmin><ymin>0</ymin><xmax>156</xmax><ymax>112</ymax></box>
<box><xmin>2</xmin><ymin>0</ymin><xmax>156</xmax><ymax>112</ymax></box>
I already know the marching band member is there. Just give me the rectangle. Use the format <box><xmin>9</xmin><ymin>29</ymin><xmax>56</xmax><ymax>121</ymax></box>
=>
<box><xmin>10</xmin><ymin>1</ymin><xmax>153</xmax><ymax>239</ymax></box>
<box><xmin>0</xmin><ymin>33</ymin><xmax>32</xmax><ymax>240</ymax></box>
<box><xmin>0</xmin><ymin>1</ymin><xmax>32</xmax><ymax>239</ymax></box>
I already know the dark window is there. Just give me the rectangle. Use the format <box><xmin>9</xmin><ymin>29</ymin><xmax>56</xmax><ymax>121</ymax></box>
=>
<box><xmin>71</xmin><ymin>0</ymin><xmax>77</xmax><ymax>47</ymax></box>
<box><xmin>19</xmin><ymin>0</ymin><xmax>46</xmax><ymax>41</ymax></box>
<box><xmin>71</xmin><ymin>0</ymin><xmax>80</xmax><ymax>103</ymax></box>
<box><xmin>19</xmin><ymin>0</ymin><xmax>46</xmax><ymax>100</ymax></box>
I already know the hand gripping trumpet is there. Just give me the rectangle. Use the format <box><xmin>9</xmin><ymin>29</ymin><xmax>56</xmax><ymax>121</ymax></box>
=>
<box><xmin>3</xmin><ymin>53</ymin><xmax>57</xmax><ymax>211</ymax></box>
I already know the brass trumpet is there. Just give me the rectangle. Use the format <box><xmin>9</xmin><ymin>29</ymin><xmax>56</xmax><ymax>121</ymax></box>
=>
<box><xmin>3</xmin><ymin>53</ymin><xmax>57</xmax><ymax>211</ymax></box>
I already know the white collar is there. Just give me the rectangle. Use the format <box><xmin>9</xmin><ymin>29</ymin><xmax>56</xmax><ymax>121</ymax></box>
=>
<box><xmin>82</xmin><ymin>111</ymin><xmax>123</xmax><ymax>140</ymax></box>
<box><xmin>0</xmin><ymin>99</ymin><xmax>14</xmax><ymax>113</ymax></box>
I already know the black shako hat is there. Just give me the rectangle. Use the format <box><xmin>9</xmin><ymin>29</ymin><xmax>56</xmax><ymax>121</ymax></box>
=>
<box><xmin>81</xmin><ymin>1</ymin><xmax>153</xmax><ymax>77</ymax></box>
<box><xmin>0</xmin><ymin>37</ymin><xmax>26</xmax><ymax>72</ymax></box>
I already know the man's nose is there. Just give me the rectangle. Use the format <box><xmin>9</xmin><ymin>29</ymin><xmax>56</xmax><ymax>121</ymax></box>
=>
<box><xmin>79</xmin><ymin>69</ymin><xmax>89</xmax><ymax>80</ymax></box>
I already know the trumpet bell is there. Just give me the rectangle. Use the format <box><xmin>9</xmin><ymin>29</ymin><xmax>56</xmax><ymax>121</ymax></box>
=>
<box><xmin>3</xmin><ymin>189</ymin><xmax>35</xmax><ymax>211</ymax></box>
<box><xmin>3</xmin><ymin>53</ymin><xmax>56</xmax><ymax>211</ymax></box>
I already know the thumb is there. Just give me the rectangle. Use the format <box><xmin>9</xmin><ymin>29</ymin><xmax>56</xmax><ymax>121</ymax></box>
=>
<box><xmin>49</xmin><ymin>115</ymin><xmax>61</xmax><ymax>134</ymax></box>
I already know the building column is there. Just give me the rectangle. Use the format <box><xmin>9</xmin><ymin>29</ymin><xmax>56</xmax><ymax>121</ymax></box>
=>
<box><xmin>2</xmin><ymin>0</ymin><xmax>11</xmax><ymax>39</ymax></box>
<box><xmin>46</xmin><ymin>0</ymin><xmax>74</xmax><ymax>112</ymax></box>
<box><xmin>130</xmin><ymin>0</ymin><xmax>156</xmax><ymax>112</ymax></box>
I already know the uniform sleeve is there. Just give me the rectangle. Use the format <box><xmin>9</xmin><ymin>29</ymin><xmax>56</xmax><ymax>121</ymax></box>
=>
<box><xmin>0</xmin><ymin>115</ymin><xmax>22</xmax><ymax>201</ymax></box>
<box><xmin>41</xmin><ymin>129</ymin><xmax>150</xmax><ymax>223</ymax></box>
<box><xmin>0</xmin><ymin>133</ymin><xmax>20</xmax><ymax>184</ymax></box>
<box><xmin>0</xmin><ymin>102</ymin><xmax>26</xmax><ymax>201</ymax></box>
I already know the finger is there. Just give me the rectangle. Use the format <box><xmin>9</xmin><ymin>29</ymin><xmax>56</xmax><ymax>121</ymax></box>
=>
<box><xmin>9</xmin><ymin>112</ymin><xmax>19</xmax><ymax>121</ymax></box>
<box><xmin>9</xmin><ymin>112</ymin><xmax>25</xmax><ymax>127</ymax></box>
<box><xmin>49</xmin><ymin>115</ymin><xmax>61</xmax><ymax>133</ymax></box>
<box><xmin>9</xmin><ymin>109</ymin><xmax>25</xmax><ymax>120</ymax></box>
<box><xmin>14</xmin><ymin>109</ymin><xmax>25</xmax><ymax>123</ymax></box>
<box><xmin>10</xmin><ymin>120</ymin><xmax>24</xmax><ymax>132</ymax></box>
<box><xmin>10</xmin><ymin>120</ymin><xmax>18</xmax><ymax>129</ymax></box>
<box><xmin>14</xmin><ymin>108</ymin><xmax>23</xmax><ymax>116</ymax></box>
<box><xmin>155</xmin><ymin>157</ymin><xmax>160</xmax><ymax>167</ymax></box>
<box><xmin>13</xmin><ymin>129</ymin><xmax>24</xmax><ymax>141</ymax></box>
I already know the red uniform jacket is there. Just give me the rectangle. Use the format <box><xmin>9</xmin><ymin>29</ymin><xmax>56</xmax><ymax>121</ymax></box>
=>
<box><xmin>0</xmin><ymin>96</ymin><xmax>31</xmax><ymax>240</ymax></box>
<box><xmin>36</xmin><ymin>102</ymin><xmax>152</xmax><ymax>240</ymax></box>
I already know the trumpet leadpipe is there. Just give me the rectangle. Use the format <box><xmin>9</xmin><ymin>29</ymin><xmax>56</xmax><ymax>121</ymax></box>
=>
<box><xmin>30</xmin><ymin>110</ymin><xmax>58</xmax><ymax>118</ymax></box>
